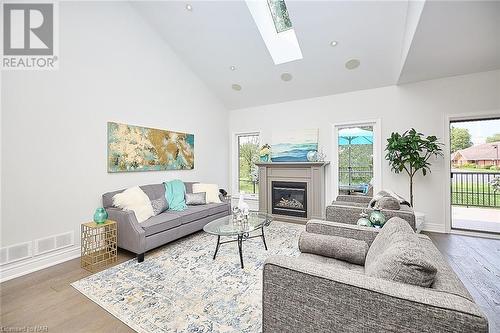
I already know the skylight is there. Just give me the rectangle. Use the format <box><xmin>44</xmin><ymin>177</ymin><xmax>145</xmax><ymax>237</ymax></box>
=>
<box><xmin>267</xmin><ymin>0</ymin><xmax>292</xmax><ymax>33</ymax></box>
<box><xmin>245</xmin><ymin>0</ymin><xmax>303</xmax><ymax>65</ymax></box>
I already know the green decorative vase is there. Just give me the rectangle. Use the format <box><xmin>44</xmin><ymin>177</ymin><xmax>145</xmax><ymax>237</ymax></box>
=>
<box><xmin>369</xmin><ymin>209</ymin><xmax>386</xmax><ymax>228</ymax></box>
<box><xmin>260</xmin><ymin>155</ymin><xmax>269</xmax><ymax>162</ymax></box>
<box><xmin>93</xmin><ymin>207</ymin><xmax>108</xmax><ymax>224</ymax></box>
<box><xmin>357</xmin><ymin>212</ymin><xmax>373</xmax><ymax>227</ymax></box>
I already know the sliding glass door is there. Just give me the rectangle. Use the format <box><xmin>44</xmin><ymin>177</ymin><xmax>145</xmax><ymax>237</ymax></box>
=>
<box><xmin>450</xmin><ymin>117</ymin><xmax>500</xmax><ymax>234</ymax></box>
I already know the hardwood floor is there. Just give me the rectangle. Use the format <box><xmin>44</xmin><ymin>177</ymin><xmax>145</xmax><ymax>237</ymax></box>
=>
<box><xmin>426</xmin><ymin>233</ymin><xmax>500</xmax><ymax>333</ymax></box>
<box><xmin>1</xmin><ymin>233</ymin><xmax>499</xmax><ymax>333</ymax></box>
<box><xmin>0</xmin><ymin>251</ymin><xmax>135</xmax><ymax>333</ymax></box>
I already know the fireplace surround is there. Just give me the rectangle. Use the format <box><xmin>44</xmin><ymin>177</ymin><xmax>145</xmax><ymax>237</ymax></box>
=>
<box><xmin>255</xmin><ymin>162</ymin><xmax>329</xmax><ymax>223</ymax></box>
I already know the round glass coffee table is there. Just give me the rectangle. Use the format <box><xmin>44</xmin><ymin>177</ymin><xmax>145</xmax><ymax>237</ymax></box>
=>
<box><xmin>203</xmin><ymin>211</ymin><xmax>273</xmax><ymax>268</ymax></box>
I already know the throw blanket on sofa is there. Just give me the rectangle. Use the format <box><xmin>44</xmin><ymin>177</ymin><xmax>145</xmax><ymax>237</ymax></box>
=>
<box><xmin>164</xmin><ymin>180</ymin><xmax>187</xmax><ymax>211</ymax></box>
<box><xmin>369</xmin><ymin>190</ymin><xmax>411</xmax><ymax>208</ymax></box>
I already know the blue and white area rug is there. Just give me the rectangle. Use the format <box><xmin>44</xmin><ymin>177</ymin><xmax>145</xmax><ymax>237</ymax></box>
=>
<box><xmin>72</xmin><ymin>221</ymin><xmax>304</xmax><ymax>333</ymax></box>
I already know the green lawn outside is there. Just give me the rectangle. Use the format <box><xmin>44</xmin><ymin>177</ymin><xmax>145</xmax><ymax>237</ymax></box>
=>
<box><xmin>238</xmin><ymin>178</ymin><xmax>258</xmax><ymax>195</ymax></box>
<box><xmin>451</xmin><ymin>183</ymin><xmax>500</xmax><ymax>208</ymax></box>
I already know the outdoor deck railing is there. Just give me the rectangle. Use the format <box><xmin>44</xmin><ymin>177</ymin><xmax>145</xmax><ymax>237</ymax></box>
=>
<box><xmin>451</xmin><ymin>171</ymin><xmax>500</xmax><ymax>208</ymax></box>
<box><xmin>339</xmin><ymin>166</ymin><xmax>373</xmax><ymax>185</ymax></box>
<box><xmin>238</xmin><ymin>178</ymin><xmax>258</xmax><ymax>194</ymax></box>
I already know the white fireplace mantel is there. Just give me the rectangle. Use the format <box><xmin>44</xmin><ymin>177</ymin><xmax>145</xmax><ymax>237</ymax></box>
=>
<box><xmin>255</xmin><ymin>162</ymin><xmax>329</xmax><ymax>224</ymax></box>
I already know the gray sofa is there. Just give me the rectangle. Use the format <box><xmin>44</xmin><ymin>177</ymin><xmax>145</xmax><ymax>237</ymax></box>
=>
<box><xmin>102</xmin><ymin>182</ymin><xmax>230</xmax><ymax>262</ymax></box>
<box><xmin>263</xmin><ymin>219</ymin><xmax>488</xmax><ymax>333</ymax></box>
<box><xmin>326</xmin><ymin>194</ymin><xmax>416</xmax><ymax>230</ymax></box>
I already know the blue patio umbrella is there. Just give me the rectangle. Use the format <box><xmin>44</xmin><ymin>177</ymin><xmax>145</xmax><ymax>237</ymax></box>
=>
<box><xmin>338</xmin><ymin>128</ymin><xmax>374</xmax><ymax>186</ymax></box>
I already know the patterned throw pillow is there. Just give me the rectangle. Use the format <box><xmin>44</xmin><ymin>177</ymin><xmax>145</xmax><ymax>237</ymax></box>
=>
<box><xmin>150</xmin><ymin>196</ymin><xmax>168</xmax><ymax>216</ymax></box>
<box><xmin>185</xmin><ymin>192</ymin><xmax>206</xmax><ymax>205</ymax></box>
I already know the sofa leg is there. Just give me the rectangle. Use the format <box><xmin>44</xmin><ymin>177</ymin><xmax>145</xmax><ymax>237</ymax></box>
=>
<box><xmin>137</xmin><ymin>253</ymin><xmax>144</xmax><ymax>263</ymax></box>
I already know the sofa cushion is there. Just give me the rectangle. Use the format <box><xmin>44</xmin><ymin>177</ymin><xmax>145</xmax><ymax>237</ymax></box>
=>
<box><xmin>376</xmin><ymin>197</ymin><xmax>401</xmax><ymax>210</ymax></box>
<box><xmin>184</xmin><ymin>182</ymin><xmax>198</xmax><ymax>194</ymax></box>
<box><xmin>365</xmin><ymin>217</ymin><xmax>437</xmax><ymax>287</ymax></box>
<box><xmin>365</xmin><ymin>217</ymin><xmax>413</xmax><ymax>266</ymax></box>
<box><xmin>205</xmin><ymin>203</ymin><xmax>229</xmax><ymax>215</ymax></box>
<box><xmin>103</xmin><ymin>183</ymin><xmax>165</xmax><ymax>208</ymax></box>
<box><xmin>185</xmin><ymin>192</ymin><xmax>206</xmax><ymax>205</ymax></box>
<box><xmin>369</xmin><ymin>189</ymin><xmax>410</xmax><ymax>208</ymax></box>
<box><xmin>299</xmin><ymin>253</ymin><xmax>365</xmax><ymax>274</ymax></box>
<box><xmin>192</xmin><ymin>183</ymin><xmax>221</xmax><ymax>203</ymax></box>
<box><xmin>299</xmin><ymin>231</ymin><xmax>369</xmax><ymax>265</ymax></box>
<box><xmin>151</xmin><ymin>196</ymin><xmax>168</xmax><ymax>216</ymax></box>
<box><xmin>140</xmin><ymin>211</ymin><xmax>183</xmax><ymax>236</ymax></box>
<box><xmin>112</xmin><ymin>186</ymin><xmax>154</xmax><ymax>223</ymax></box>
<box><xmin>177</xmin><ymin>206</ymin><xmax>210</xmax><ymax>225</ymax></box>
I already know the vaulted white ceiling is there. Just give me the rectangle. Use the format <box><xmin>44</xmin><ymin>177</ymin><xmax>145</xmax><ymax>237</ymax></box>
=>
<box><xmin>133</xmin><ymin>1</ymin><xmax>500</xmax><ymax>110</ymax></box>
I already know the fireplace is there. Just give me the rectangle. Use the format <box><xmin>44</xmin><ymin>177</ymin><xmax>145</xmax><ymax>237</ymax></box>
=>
<box><xmin>271</xmin><ymin>181</ymin><xmax>307</xmax><ymax>218</ymax></box>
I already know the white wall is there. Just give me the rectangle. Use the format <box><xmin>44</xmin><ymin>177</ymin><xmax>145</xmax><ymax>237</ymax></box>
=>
<box><xmin>1</xmin><ymin>2</ymin><xmax>228</xmax><ymax>276</ymax></box>
<box><xmin>229</xmin><ymin>70</ymin><xmax>500</xmax><ymax>232</ymax></box>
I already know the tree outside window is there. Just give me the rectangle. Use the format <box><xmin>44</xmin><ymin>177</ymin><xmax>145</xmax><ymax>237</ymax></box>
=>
<box><xmin>238</xmin><ymin>134</ymin><xmax>260</xmax><ymax>194</ymax></box>
<box><xmin>450</xmin><ymin>126</ymin><xmax>473</xmax><ymax>153</ymax></box>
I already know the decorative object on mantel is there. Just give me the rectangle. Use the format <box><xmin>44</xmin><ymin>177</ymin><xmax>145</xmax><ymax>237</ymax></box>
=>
<box><xmin>93</xmin><ymin>207</ymin><xmax>108</xmax><ymax>224</ymax></box>
<box><xmin>385</xmin><ymin>128</ymin><xmax>443</xmax><ymax>206</ymax></box>
<box><xmin>271</xmin><ymin>128</ymin><xmax>319</xmax><ymax>162</ymax></box>
<box><xmin>315</xmin><ymin>148</ymin><xmax>326</xmax><ymax>162</ymax></box>
<box><xmin>356</xmin><ymin>211</ymin><xmax>372</xmax><ymax>227</ymax></box>
<box><xmin>107</xmin><ymin>122</ymin><xmax>194</xmax><ymax>172</ymax></box>
<box><xmin>306</xmin><ymin>150</ymin><xmax>318</xmax><ymax>162</ymax></box>
<box><xmin>259</xmin><ymin>144</ymin><xmax>271</xmax><ymax>162</ymax></box>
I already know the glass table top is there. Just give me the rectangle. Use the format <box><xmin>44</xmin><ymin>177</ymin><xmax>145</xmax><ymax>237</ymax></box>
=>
<box><xmin>203</xmin><ymin>211</ymin><xmax>273</xmax><ymax>236</ymax></box>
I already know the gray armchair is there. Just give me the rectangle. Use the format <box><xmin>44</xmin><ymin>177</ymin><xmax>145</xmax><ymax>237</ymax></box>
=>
<box><xmin>262</xmin><ymin>219</ymin><xmax>488</xmax><ymax>333</ymax></box>
<box><xmin>326</xmin><ymin>195</ymin><xmax>416</xmax><ymax>230</ymax></box>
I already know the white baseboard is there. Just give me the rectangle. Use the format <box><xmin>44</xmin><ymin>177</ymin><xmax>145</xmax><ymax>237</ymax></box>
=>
<box><xmin>422</xmin><ymin>222</ymin><xmax>446</xmax><ymax>233</ymax></box>
<box><xmin>0</xmin><ymin>245</ymin><xmax>80</xmax><ymax>283</ymax></box>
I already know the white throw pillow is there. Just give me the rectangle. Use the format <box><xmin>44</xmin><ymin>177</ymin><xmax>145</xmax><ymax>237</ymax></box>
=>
<box><xmin>192</xmin><ymin>183</ymin><xmax>221</xmax><ymax>204</ymax></box>
<box><xmin>112</xmin><ymin>186</ymin><xmax>154</xmax><ymax>223</ymax></box>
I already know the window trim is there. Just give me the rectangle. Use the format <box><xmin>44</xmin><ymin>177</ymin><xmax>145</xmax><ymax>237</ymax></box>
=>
<box><xmin>331</xmin><ymin>120</ymin><xmax>381</xmax><ymax>201</ymax></box>
<box><xmin>233</xmin><ymin>132</ymin><xmax>261</xmax><ymax>199</ymax></box>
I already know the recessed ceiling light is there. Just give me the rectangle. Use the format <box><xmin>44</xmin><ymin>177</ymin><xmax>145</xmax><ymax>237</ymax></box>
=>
<box><xmin>185</xmin><ymin>4</ymin><xmax>193</xmax><ymax>11</ymax></box>
<box><xmin>230</xmin><ymin>65</ymin><xmax>236</xmax><ymax>71</ymax></box>
<box><xmin>281</xmin><ymin>73</ymin><xmax>293</xmax><ymax>82</ymax></box>
<box><xmin>232</xmin><ymin>84</ymin><xmax>242</xmax><ymax>91</ymax></box>
<box><xmin>330</xmin><ymin>41</ymin><xmax>338</xmax><ymax>47</ymax></box>
<box><xmin>345</xmin><ymin>59</ymin><xmax>360</xmax><ymax>70</ymax></box>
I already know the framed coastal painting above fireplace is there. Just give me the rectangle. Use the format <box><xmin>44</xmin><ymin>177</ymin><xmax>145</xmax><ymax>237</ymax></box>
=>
<box><xmin>107</xmin><ymin>122</ymin><xmax>194</xmax><ymax>172</ymax></box>
<box><xmin>271</xmin><ymin>128</ymin><xmax>318</xmax><ymax>162</ymax></box>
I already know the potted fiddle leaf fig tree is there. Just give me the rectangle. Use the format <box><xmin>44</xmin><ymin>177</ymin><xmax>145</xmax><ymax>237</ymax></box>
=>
<box><xmin>385</xmin><ymin>129</ymin><xmax>443</xmax><ymax>207</ymax></box>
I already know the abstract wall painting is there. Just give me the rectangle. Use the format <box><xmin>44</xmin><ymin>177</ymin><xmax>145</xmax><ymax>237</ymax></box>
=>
<box><xmin>271</xmin><ymin>128</ymin><xmax>319</xmax><ymax>162</ymax></box>
<box><xmin>107</xmin><ymin>122</ymin><xmax>194</xmax><ymax>172</ymax></box>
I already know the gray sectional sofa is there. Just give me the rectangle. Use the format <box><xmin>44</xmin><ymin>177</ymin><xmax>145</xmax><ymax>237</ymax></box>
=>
<box><xmin>326</xmin><ymin>194</ymin><xmax>416</xmax><ymax>230</ymax></box>
<box><xmin>102</xmin><ymin>182</ymin><xmax>230</xmax><ymax>262</ymax></box>
<box><xmin>262</xmin><ymin>219</ymin><xmax>488</xmax><ymax>332</ymax></box>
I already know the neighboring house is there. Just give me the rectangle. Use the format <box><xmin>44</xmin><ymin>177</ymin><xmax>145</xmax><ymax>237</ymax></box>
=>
<box><xmin>452</xmin><ymin>142</ymin><xmax>500</xmax><ymax>167</ymax></box>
